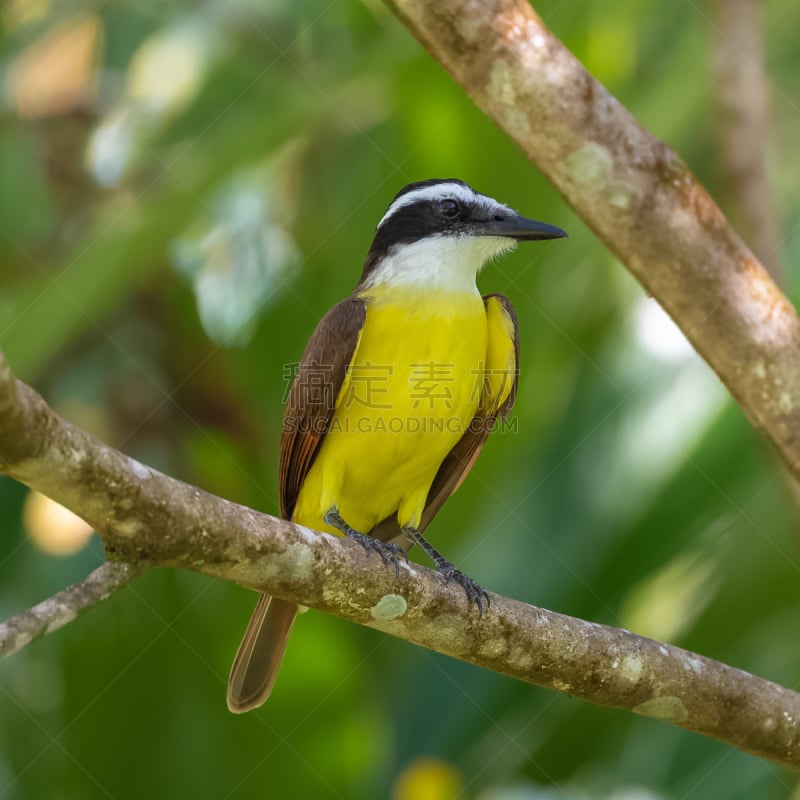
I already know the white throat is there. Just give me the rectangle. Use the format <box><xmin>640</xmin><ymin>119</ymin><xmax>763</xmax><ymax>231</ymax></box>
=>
<box><xmin>362</xmin><ymin>235</ymin><xmax>517</xmax><ymax>294</ymax></box>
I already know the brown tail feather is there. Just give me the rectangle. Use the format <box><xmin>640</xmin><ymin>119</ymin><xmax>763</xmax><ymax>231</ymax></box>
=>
<box><xmin>227</xmin><ymin>594</ymin><xmax>299</xmax><ymax>713</ymax></box>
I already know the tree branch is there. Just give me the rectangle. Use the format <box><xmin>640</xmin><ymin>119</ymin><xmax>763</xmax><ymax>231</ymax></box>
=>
<box><xmin>383</xmin><ymin>0</ymin><xmax>800</xmax><ymax>480</ymax></box>
<box><xmin>3</xmin><ymin>0</ymin><xmax>800</xmax><ymax>772</ymax></box>
<box><xmin>710</xmin><ymin>0</ymin><xmax>780</xmax><ymax>281</ymax></box>
<box><xmin>1</xmin><ymin>352</ymin><xmax>800</xmax><ymax>770</ymax></box>
<box><xmin>0</xmin><ymin>562</ymin><xmax>143</xmax><ymax>657</ymax></box>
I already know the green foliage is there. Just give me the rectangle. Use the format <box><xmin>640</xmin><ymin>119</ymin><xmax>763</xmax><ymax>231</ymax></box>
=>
<box><xmin>1</xmin><ymin>0</ymin><xmax>799</xmax><ymax>797</ymax></box>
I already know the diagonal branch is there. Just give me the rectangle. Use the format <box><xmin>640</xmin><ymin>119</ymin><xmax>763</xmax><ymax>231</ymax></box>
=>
<box><xmin>1</xmin><ymin>352</ymin><xmax>799</xmax><ymax>769</ymax></box>
<box><xmin>0</xmin><ymin>562</ymin><xmax>143</xmax><ymax>657</ymax></box>
<box><xmin>383</xmin><ymin>0</ymin><xmax>800</xmax><ymax>479</ymax></box>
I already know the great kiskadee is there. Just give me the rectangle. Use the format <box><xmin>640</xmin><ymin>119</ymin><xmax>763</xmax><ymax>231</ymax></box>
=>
<box><xmin>227</xmin><ymin>179</ymin><xmax>566</xmax><ymax>713</ymax></box>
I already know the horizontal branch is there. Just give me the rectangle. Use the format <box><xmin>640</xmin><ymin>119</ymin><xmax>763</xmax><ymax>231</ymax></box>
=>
<box><xmin>1</xmin><ymin>352</ymin><xmax>799</xmax><ymax>770</ymax></box>
<box><xmin>0</xmin><ymin>562</ymin><xmax>143</xmax><ymax>657</ymax></box>
<box><xmin>384</xmin><ymin>0</ymin><xmax>800</xmax><ymax>478</ymax></box>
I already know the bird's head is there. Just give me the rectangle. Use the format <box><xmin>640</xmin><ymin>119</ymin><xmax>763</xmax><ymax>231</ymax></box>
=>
<box><xmin>359</xmin><ymin>179</ymin><xmax>566</xmax><ymax>292</ymax></box>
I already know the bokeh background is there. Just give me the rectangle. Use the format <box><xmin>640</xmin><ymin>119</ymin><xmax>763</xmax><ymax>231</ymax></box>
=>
<box><xmin>2</xmin><ymin>1</ymin><xmax>800</xmax><ymax>798</ymax></box>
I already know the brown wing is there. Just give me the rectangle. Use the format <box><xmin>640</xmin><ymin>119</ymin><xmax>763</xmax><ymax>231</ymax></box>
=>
<box><xmin>371</xmin><ymin>293</ymin><xmax>519</xmax><ymax>542</ymax></box>
<box><xmin>279</xmin><ymin>295</ymin><xmax>366</xmax><ymax>520</ymax></box>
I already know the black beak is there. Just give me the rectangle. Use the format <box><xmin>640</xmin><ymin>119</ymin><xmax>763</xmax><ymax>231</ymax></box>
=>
<box><xmin>478</xmin><ymin>213</ymin><xmax>567</xmax><ymax>241</ymax></box>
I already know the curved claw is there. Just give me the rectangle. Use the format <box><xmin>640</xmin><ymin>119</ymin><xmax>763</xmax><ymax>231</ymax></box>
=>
<box><xmin>347</xmin><ymin>531</ymin><xmax>407</xmax><ymax>577</ymax></box>
<box><xmin>401</xmin><ymin>526</ymin><xmax>489</xmax><ymax>615</ymax></box>
<box><xmin>325</xmin><ymin>508</ymin><xmax>407</xmax><ymax>577</ymax></box>
<box><xmin>438</xmin><ymin>566</ymin><xmax>490</xmax><ymax>616</ymax></box>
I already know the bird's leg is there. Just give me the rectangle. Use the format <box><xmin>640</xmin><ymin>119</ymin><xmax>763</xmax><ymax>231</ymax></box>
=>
<box><xmin>402</xmin><ymin>526</ymin><xmax>490</xmax><ymax>615</ymax></box>
<box><xmin>324</xmin><ymin>508</ymin><xmax>406</xmax><ymax>577</ymax></box>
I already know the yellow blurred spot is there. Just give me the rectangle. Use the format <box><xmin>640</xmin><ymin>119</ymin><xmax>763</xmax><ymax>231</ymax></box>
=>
<box><xmin>127</xmin><ymin>26</ymin><xmax>208</xmax><ymax>116</ymax></box>
<box><xmin>620</xmin><ymin>549</ymin><xmax>720</xmax><ymax>642</ymax></box>
<box><xmin>23</xmin><ymin>491</ymin><xmax>94</xmax><ymax>556</ymax></box>
<box><xmin>7</xmin><ymin>15</ymin><xmax>103</xmax><ymax>118</ymax></box>
<box><xmin>392</xmin><ymin>757</ymin><xmax>462</xmax><ymax>800</ymax></box>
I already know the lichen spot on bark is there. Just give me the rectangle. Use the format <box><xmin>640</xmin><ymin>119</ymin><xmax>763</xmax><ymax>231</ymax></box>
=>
<box><xmin>620</xmin><ymin>653</ymin><xmax>644</xmax><ymax>685</ymax></box>
<box><xmin>459</xmin><ymin>13</ymin><xmax>484</xmax><ymax>45</ymax></box>
<box><xmin>563</xmin><ymin>142</ymin><xmax>613</xmax><ymax>193</ymax></box>
<box><xmin>487</xmin><ymin>60</ymin><xmax>517</xmax><ymax>106</ymax></box>
<box><xmin>115</xmin><ymin>519</ymin><xmax>142</xmax><ymax>538</ymax></box>
<box><xmin>370</xmin><ymin>594</ymin><xmax>407</xmax><ymax>621</ymax></box>
<box><xmin>634</xmin><ymin>695</ymin><xmax>689</xmax><ymax>722</ymax></box>
<box><xmin>478</xmin><ymin>636</ymin><xmax>508</xmax><ymax>659</ymax></box>
<box><xmin>286</xmin><ymin>541</ymin><xmax>314</xmax><ymax>580</ymax></box>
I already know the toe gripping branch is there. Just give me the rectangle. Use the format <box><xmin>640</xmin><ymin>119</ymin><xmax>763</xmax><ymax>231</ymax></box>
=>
<box><xmin>324</xmin><ymin>508</ymin><xmax>407</xmax><ymax>576</ymax></box>
<box><xmin>403</xmin><ymin>526</ymin><xmax>490</xmax><ymax>615</ymax></box>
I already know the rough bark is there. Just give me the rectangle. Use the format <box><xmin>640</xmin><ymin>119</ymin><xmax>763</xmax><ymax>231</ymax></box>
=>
<box><xmin>0</xmin><ymin>352</ymin><xmax>799</xmax><ymax>770</ymax></box>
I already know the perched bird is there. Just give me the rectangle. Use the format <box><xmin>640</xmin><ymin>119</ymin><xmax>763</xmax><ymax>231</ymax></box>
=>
<box><xmin>227</xmin><ymin>179</ymin><xmax>566</xmax><ymax>712</ymax></box>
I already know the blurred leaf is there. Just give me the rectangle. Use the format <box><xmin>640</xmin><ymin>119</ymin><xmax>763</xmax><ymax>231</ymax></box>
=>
<box><xmin>1</xmin><ymin>67</ymin><xmax>319</xmax><ymax>380</ymax></box>
<box><xmin>619</xmin><ymin>535</ymin><xmax>725</xmax><ymax>641</ymax></box>
<box><xmin>171</xmin><ymin>159</ymin><xmax>300</xmax><ymax>347</ymax></box>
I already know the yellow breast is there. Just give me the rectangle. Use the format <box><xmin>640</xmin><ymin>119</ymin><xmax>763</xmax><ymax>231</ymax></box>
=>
<box><xmin>293</xmin><ymin>287</ymin><xmax>488</xmax><ymax>534</ymax></box>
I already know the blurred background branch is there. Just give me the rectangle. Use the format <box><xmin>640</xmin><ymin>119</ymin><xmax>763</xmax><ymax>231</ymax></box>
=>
<box><xmin>709</xmin><ymin>0</ymin><xmax>781</xmax><ymax>281</ymax></box>
<box><xmin>1</xmin><ymin>351</ymin><xmax>799</xmax><ymax>770</ymax></box>
<box><xmin>0</xmin><ymin>562</ymin><xmax>142</xmax><ymax>657</ymax></box>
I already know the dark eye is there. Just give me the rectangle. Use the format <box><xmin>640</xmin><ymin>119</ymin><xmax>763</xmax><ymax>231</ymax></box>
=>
<box><xmin>436</xmin><ymin>199</ymin><xmax>460</xmax><ymax>218</ymax></box>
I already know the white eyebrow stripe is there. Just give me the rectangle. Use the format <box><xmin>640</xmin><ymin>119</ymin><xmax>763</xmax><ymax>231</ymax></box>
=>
<box><xmin>377</xmin><ymin>182</ymin><xmax>484</xmax><ymax>228</ymax></box>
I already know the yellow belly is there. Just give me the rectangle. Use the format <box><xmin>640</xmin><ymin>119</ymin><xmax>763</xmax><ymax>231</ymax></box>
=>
<box><xmin>293</xmin><ymin>288</ymin><xmax>488</xmax><ymax>534</ymax></box>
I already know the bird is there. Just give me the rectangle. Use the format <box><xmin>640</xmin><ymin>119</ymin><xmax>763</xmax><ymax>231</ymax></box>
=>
<box><xmin>227</xmin><ymin>178</ymin><xmax>566</xmax><ymax>712</ymax></box>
